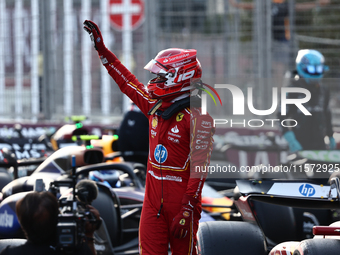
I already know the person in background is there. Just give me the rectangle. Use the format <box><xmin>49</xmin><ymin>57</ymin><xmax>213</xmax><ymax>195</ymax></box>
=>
<box><xmin>117</xmin><ymin>101</ymin><xmax>149</xmax><ymax>166</ymax></box>
<box><xmin>278</xmin><ymin>49</ymin><xmax>335</xmax><ymax>152</ymax></box>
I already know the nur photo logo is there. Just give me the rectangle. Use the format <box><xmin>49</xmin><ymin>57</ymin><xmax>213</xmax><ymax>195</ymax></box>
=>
<box><xmin>200</xmin><ymin>84</ymin><xmax>312</xmax><ymax>128</ymax></box>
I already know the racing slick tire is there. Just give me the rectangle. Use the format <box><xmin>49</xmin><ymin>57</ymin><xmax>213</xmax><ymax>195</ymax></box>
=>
<box><xmin>197</xmin><ymin>221</ymin><xmax>267</xmax><ymax>255</ymax></box>
<box><xmin>293</xmin><ymin>239</ymin><xmax>340</xmax><ymax>255</ymax></box>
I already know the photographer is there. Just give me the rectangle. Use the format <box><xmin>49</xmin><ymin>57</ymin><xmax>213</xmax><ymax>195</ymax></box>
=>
<box><xmin>0</xmin><ymin>191</ymin><xmax>99</xmax><ymax>255</ymax></box>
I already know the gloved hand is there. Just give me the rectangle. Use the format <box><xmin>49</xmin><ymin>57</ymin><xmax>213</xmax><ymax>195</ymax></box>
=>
<box><xmin>329</xmin><ymin>136</ymin><xmax>336</xmax><ymax>150</ymax></box>
<box><xmin>83</xmin><ymin>20</ymin><xmax>106</xmax><ymax>52</ymax></box>
<box><xmin>170</xmin><ymin>194</ymin><xmax>198</xmax><ymax>239</ymax></box>
<box><xmin>283</xmin><ymin>131</ymin><xmax>303</xmax><ymax>152</ymax></box>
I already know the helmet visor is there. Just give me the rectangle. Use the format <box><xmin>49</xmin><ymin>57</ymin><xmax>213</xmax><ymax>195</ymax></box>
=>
<box><xmin>144</xmin><ymin>59</ymin><xmax>168</xmax><ymax>74</ymax></box>
<box><xmin>304</xmin><ymin>64</ymin><xmax>324</xmax><ymax>75</ymax></box>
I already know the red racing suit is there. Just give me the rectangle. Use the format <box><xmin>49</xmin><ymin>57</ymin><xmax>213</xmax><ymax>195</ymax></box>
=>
<box><xmin>97</xmin><ymin>48</ymin><xmax>215</xmax><ymax>255</ymax></box>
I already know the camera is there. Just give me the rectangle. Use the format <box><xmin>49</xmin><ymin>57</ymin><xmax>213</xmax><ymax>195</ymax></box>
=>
<box><xmin>56</xmin><ymin>198</ymin><xmax>87</xmax><ymax>252</ymax></box>
<box><xmin>46</xmin><ymin>156</ymin><xmax>101</xmax><ymax>253</ymax></box>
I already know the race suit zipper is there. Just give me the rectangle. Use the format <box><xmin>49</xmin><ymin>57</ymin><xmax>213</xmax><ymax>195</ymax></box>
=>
<box><xmin>156</xmin><ymin>112</ymin><xmax>164</xmax><ymax>218</ymax></box>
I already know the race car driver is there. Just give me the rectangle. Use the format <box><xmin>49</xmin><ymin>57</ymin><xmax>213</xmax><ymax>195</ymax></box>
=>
<box><xmin>83</xmin><ymin>20</ymin><xmax>215</xmax><ymax>255</ymax></box>
<box><xmin>279</xmin><ymin>49</ymin><xmax>335</xmax><ymax>152</ymax></box>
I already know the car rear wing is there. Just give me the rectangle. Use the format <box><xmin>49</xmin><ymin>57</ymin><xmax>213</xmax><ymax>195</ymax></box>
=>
<box><xmin>236</xmin><ymin>179</ymin><xmax>340</xmax><ymax>209</ymax></box>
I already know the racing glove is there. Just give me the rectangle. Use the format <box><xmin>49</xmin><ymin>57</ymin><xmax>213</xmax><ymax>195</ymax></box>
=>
<box><xmin>83</xmin><ymin>20</ymin><xmax>106</xmax><ymax>52</ymax></box>
<box><xmin>170</xmin><ymin>194</ymin><xmax>198</xmax><ymax>239</ymax></box>
<box><xmin>83</xmin><ymin>20</ymin><xmax>116</xmax><ymax>68</ymax></box>
<box><xmin>283</xmin><ymin>131</ymin><xmax>303</xmax><ymax>152</ymax></box>
<box><xmin>329</xmin><ymin>136</ymin><xmax>336</xmax><ymax>150</ymax></box>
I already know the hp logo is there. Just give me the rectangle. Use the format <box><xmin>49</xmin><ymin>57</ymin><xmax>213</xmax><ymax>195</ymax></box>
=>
<box><xmin>154</xmin><ymin>144</ymin><xmax>168</xmax><ymax>164</ymax></box>
<box><xmin>299</xmin><ymin>184</ymin><xmax>315</xmax><ymax>197</ymax></box>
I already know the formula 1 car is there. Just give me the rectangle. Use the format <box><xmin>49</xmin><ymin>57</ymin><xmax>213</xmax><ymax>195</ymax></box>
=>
<box><xmin>200</xmin><ymin>131</ymin><xmax>340</xmax><ymax>253</ymax></box>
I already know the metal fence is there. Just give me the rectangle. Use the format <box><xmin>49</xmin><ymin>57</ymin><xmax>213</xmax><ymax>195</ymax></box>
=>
<box><xmin>1</xmin><ymin>0</ymin><xmax>340</xmax><ymax>125</ymax></box>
